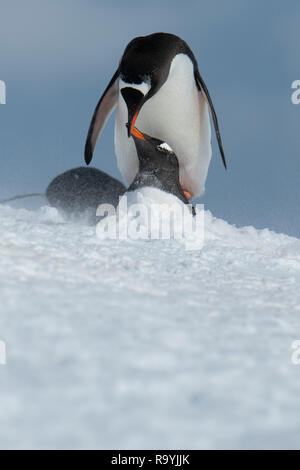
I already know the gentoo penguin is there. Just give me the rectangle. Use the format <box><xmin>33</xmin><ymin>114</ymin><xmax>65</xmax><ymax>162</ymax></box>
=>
<box><xmin>128</xmin><ymin>126</ymin><xmax>190</xmax><ymax>205</ymax></box>
<box><xmin>45</xmin><ymin>167</ymin><xmax>125</xmax><ymax>218</ymax></box>
<box><xmin>85</xmin><ymin>32</ymin><xmax>227</xmax><ymax>199</ymax></box>
<box><xmin>0</xmin><ymin>167</ymin><xmax>126</xmax><ymax>223</ymax></box>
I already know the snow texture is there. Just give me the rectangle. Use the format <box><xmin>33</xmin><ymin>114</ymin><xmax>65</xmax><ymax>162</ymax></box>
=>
<box><xmin>0</xmin><ymin>200</ymin><xmax>300</xmax><ymax>450</ymax></box>
<box><xmin>96</xmin><ymin>189</ymin><xmax>203</xmax><ymax>250</ymax></box>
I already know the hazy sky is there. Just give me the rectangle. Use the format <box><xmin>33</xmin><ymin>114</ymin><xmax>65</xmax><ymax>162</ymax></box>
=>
<box><xmin>0</xmin><ymin>0</ymin><xmax>299</xmax><ymax>236</ymax></box>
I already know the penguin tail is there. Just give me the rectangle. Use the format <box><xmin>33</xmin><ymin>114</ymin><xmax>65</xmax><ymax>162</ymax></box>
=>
<box><xmin>0</xmin><ymin>193</ymin><xmax>45</xmax><ymax>204</ymax></box>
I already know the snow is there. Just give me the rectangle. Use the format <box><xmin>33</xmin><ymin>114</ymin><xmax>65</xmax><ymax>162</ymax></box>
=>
<box><xmin>0</xmin><ymin>199</ymin><xmax>300</xmax><ymax>450</ymax></box>
<box><xmin>96</xmin><ymin>189</ymin><xmax>203</xmax><ymax>249</ymax></box>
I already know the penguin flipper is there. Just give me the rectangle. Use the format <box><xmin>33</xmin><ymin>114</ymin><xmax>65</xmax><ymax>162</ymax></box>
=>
<box><xmin>85</xmin><ymin>69</ymin><xmax>119</xmax><ymax>165</ymax></box>
<box><xmin>194</xmin><ymin>69</ymin><xmax>227</xmax><ymax>169</ymax></box>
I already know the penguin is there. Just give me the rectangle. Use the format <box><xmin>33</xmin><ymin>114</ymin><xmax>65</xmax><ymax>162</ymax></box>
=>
<box><xmin>0</xmin><ymin>167</ymin><xmax>126</xmax><ymax>223</ymax></box>
<box><xmin>45</xmin><ymin>167</ymin><xmax>125</xmax><ymax>219</ymax></box>
<box><xmin>85</xmin><ymin>32</ymin><xmax>227</xmax><ymax>199</ymax></box>
<box><xmin>128</xmin><ymin>126</ymin><xmax>190</xmax><ymax>206</ymax></box>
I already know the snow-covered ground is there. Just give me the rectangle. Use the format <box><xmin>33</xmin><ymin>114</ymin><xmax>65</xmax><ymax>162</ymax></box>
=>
<box><xmin>0</xmin><ymin>200</ymin><xmax>300</xmax><ymax>449</ymax></box>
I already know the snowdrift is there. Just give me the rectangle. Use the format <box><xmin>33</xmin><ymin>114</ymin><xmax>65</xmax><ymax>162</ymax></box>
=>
<box><xmin>0</xmin><ymin>201</ymin><xmax>300</xmax><ymax>449</ymax></box>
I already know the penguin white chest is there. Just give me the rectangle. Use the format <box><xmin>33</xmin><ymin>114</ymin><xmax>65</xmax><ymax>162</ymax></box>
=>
<box><xmin>115</xmin><ymin>53</ymin><xmax>212</xmax><ymax>197</ymax></box>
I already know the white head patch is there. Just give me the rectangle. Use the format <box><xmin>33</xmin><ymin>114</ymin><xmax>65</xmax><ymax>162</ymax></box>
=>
<box><xmin>158</xmin><ymin>142</ymin><xmax>173</xmax><ymax>152</ymax></box>
<box><xmin>119</xmin><ymin>78</ymin><xmax>150</xmax><ymax>96</ymax></box>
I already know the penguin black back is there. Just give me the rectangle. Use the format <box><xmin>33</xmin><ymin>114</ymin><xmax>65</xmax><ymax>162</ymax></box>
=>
<box><xmin>46</xmin><ymin>167</ymin><xmax>126</xmax><ymax>220</ymax></box>
<box><xmin>1</xmin><ymin>167</ymin><xmax>126</xmax><ymax>224</ymax></box>
<box><xmin>120</xmin><ymin>33</ymin><xmax>195</xmax><ymax>88</ymax></box>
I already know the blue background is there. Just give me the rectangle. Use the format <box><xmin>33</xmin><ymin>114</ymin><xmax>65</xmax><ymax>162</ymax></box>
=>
<box><xmin>0</xmin><ymin>0</ymin><xmax>299</xmax><ymax>236</ymax></box>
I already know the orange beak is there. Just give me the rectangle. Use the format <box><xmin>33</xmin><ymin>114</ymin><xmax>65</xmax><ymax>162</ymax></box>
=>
<box><xmin>130</xmin><ymin>110</ymin><xmax>140</xmax><ymax>136</ymax></box>
<box><xmin>131</xmin><ymin>126</ymin><xmax>146</xmax><ymax>141</ymax></box>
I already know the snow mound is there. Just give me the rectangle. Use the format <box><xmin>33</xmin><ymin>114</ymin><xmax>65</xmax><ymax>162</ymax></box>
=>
<box><xmin>96</xmin><ymin>188</ymin><xmax>203</xmax><ymax>250</ymax></box>
<box><xmin>0</xmin><ymin>202</ymin><xmax>300</xmax><ymax>450</ymax></box>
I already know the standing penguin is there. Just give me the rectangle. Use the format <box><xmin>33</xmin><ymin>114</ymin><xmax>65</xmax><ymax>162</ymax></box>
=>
<box><xmin>85</xmin><ymin>32</ymin><xmax>227</xmax><ymax>199</ymax></box>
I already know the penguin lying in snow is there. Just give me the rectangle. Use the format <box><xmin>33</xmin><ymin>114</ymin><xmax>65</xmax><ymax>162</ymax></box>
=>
<box><xmin>45</xmin><ymin>167</ymin><xmax>125</xmax><ymax>218</ymax></box>
<box><xmin>0</xmin><ymin>128</ymin><xmax>195</xmax><ymax>220</ymax></box>
<box><xmin>85</xmin><ymin>32</ymin><xmax>227</xmax><ymax>199</ymax></box>
<box><xmin>0</xmin><ymin>167</ymin><xmax>126</xmax><ymax>223</ymax></box>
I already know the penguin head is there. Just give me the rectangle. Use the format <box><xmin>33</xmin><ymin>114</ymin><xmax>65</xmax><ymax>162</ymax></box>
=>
<box><xmin>119</xmin><ymin>33</ymin><xmax>189</xmax><ymax>138</ymax></box>
<box><xmin>130</xmin><ymin>126</ymin><xmax>180</xmax><ymax>176</ymax></box>
<box><xmin>129</xmin><ymin>126</ymin><xmax>189</xmax><ymax>204</ymax></box>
